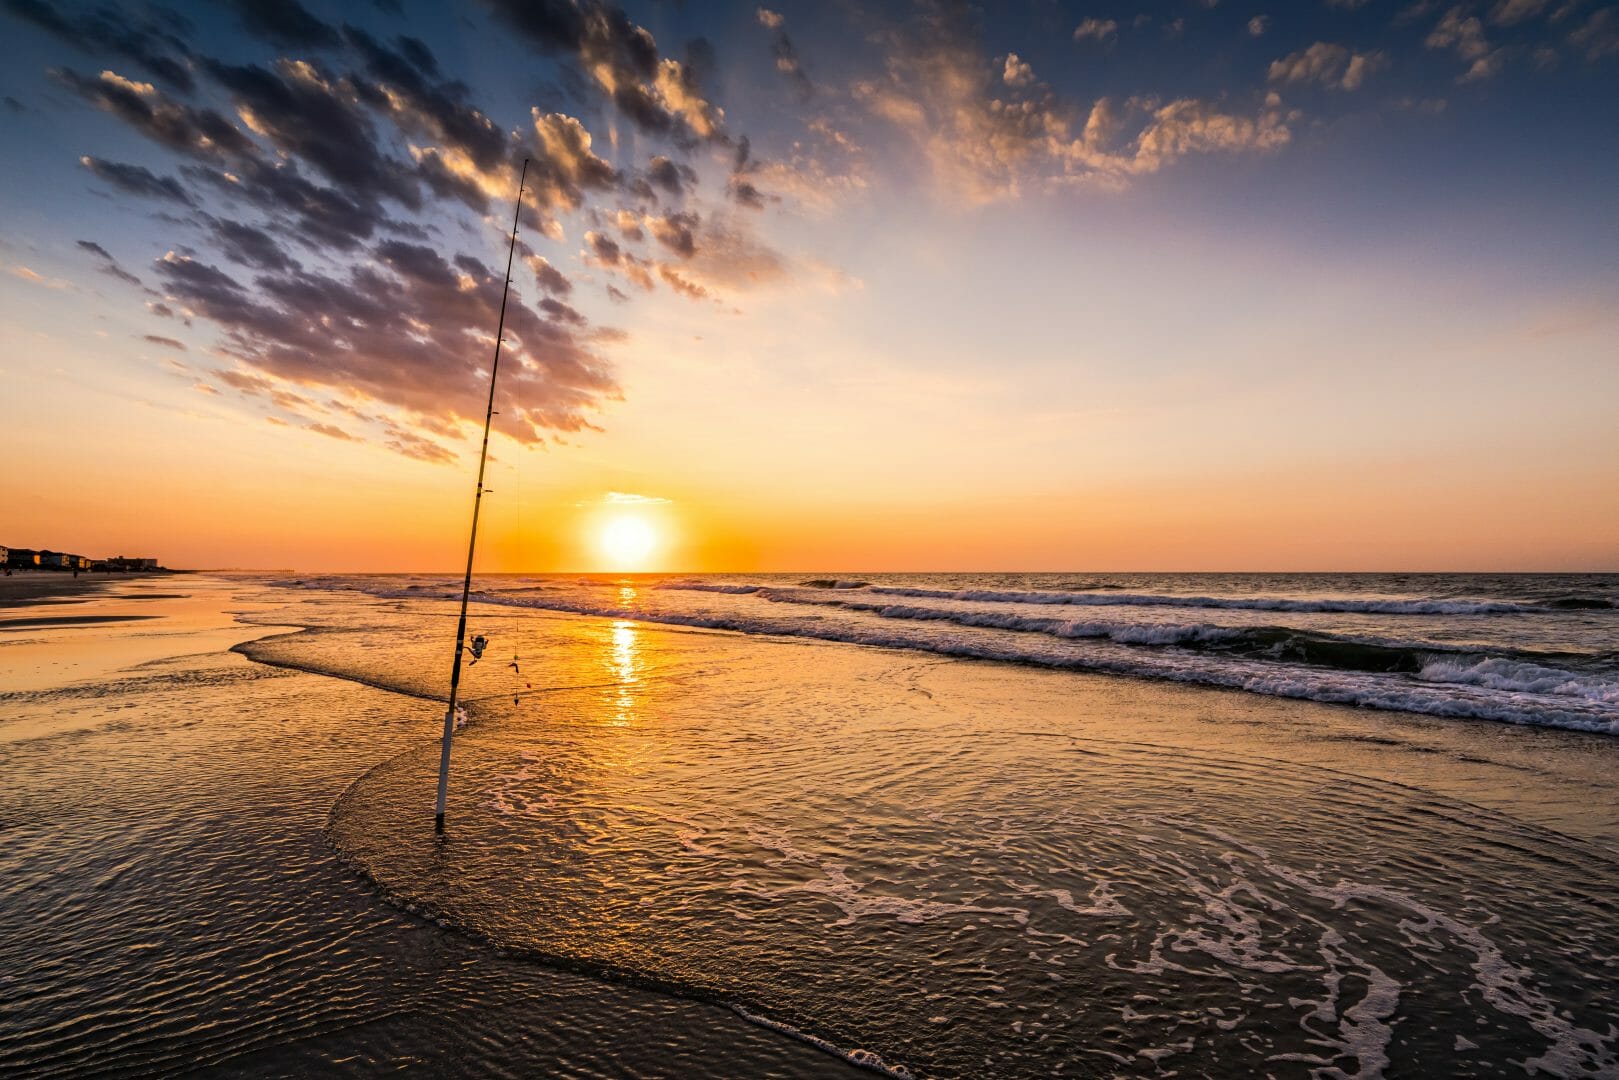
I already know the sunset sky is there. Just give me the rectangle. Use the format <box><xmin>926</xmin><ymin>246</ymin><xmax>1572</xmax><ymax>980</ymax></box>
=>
<box><xmin>1</xmin><ymin>0</ymin><xmax>1615</xmax><ymax>572</ymax></box>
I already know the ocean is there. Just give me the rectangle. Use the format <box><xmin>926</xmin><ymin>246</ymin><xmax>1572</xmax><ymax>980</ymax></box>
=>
<box><xmin>4</xmin><ymin>573</ymin><xmax>1619</xmax><ymax>1078</ymax></box>
<box><xmin>283</xmin><ymin>571</ymin><xmax>1619</xmax><ymax>734</ymax></box>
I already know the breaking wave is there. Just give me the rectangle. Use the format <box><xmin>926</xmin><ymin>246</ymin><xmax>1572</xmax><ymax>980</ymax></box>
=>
<box><xmin>271</xmin><ymin>573</ymin><xmax>1619</xmax><ymax>735</ymax></box>
<box><xmin>655</xmin><ymin>580</ymin><xmax>1615</xmax><ymax>614</ymax></box>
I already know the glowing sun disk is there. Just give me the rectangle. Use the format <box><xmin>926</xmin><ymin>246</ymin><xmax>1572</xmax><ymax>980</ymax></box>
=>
<box><xmin>601</xmin><ymin>514</ymin><xmax>656</xmax><ymax>567</ymax></box>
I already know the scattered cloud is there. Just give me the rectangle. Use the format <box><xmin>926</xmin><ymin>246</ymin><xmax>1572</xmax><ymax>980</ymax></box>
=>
<box><xmin>305</xmin><ymin>421</ymin><xmax>358</xmax><ymax>442</ymax></box>
<box><xmin>1003</xmin><ymin>53</ymin><xmax>1035</xmax><ymax>87</ymax></box>
<box><xmin>79</xmin><ymin>156</ymin><xmax>193</xmax><ymax>205</ymax></box>
<box><xmin>1073</xmin><ymin>18</ymin><xmax>1119</xmax><ymax>45</ymax></box>
<box><xmin>1269</xmin><ymin>42</ymin><xmax>1390</xmax><ymax>90</ymax></box>
<box><xmin>2</xmin><ymin>0</ymin><xmax>196</xmax><ymax>91</ymax></box>
<box><xmin>8</xmin><ymin>264</ymin><xmax>70</xmax><ymax>289</ymax></box>
<box><xmin>221</xmin><ymin>0</ymin><xmax>338</xmax><ymax>49</ymax></box>
<box><xmin>1569</xmin><ymin>9</ymin><xmax>1619</xmax><ymax>60</ymax></box>
<box><xmin>76</xmin><ymin>238</ymin><xmax>145</xmax><ymax>286</ymax></box>
<box><xmin>481</xmin><ymin>0</ymin><xmax>725</xmax><ymax>142</ymax></box>
<box><xmin>1426</xmin><ymin>7</ymin><xmax>1506</xmax><ymax>81</ymax></box>
<box><xmin>852</xmin><ymin>7</ymin><xmax>1292</xmax><ymax>203</ymax></box>
<box><xmin>1490</xmin><ymin>0</ymin><xmax>1550</xmax><ymax>24</ymax></box>
<box><xmin>757</xmin><ymin>5</ymin><xmax>813</xmax><ymax>99</ymax></box>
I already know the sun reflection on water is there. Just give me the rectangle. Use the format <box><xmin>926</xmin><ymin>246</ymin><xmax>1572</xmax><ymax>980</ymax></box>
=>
<box><xmin>607</xmin><ymin>616</ymin><xmax>640</xmax><ymax>728</ymax></box>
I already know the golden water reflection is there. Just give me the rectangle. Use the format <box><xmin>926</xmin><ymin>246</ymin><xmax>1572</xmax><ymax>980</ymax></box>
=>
<box><xmin>607</xmin><ymin>617</ymin><xmax>639</xmax><ymax>727</ymax></box>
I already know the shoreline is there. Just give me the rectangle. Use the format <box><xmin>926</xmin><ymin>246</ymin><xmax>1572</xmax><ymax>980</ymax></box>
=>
<box><xmin>0</xmin><ymin>575</ymin><xmax>860</xmax><ymax>1078</ymax></box>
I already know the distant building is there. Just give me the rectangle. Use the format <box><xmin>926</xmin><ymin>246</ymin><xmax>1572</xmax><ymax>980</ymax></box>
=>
<box><xmin>6</xmin><ymin>548</ymin><xmax>155</xmax><ymax>571</ymax></box>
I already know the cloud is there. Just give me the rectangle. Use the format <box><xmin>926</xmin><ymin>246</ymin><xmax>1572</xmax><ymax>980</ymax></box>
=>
<box><xmin>205</xmin><ymin>57</ymin><xmax>423</xmax><ymax>210</ymax></box>
<box><xmin>1569</xmin><ymin>9</ymin><xmax>1619</xmax><ymax>60</ymax></box>
<box><xmin>524</xmin><ymin>251</ymin><xmax>574</xmax><ymax>295</ymax></box>
<box><xmin>205</xmin><ymin>217</ymin><xmax>298</xmax><ymax>272</ymax></box>
<box><xmin>154</xmin><ymin>241</ymin><xmax>620</xmax><ymax>444</ymax></box>
<box><xmin>480</xmin><ymin>0</ymin><xmax>725</xmax><ymax>142</ymax></box>
<box><xmin>756</xmin><ymin>5</ymin><xmax>813</xmax><ymax>100</ymax></box>
<box><xmin>644</xmin><ymin>212</ymin><xmax>699</xmax><ymax>258</ymax></box>
<box><xmin>746</xmin><ymin>118</ymin><xmax>870</xmax><ymax>213</ymax></box>
<box><xmin>644</xmin><ymin>154</ymin><xmax>696</xmax><ymax>197</ymax></box>
<box><xmin>341</xmin><ymin>25</ymin><xmax>510</xmax><ymax>183</ymax></box>
<box><xmin>2</xmin><ymin>0</ymin><xmax>195</xmax><ymax>91</ymax></box>
<box><xmin>1490</xmin><ymin>0</ymin><xmax>1550</xmax><ymax>24</ymax></box>
<box><xmin>1268</xmin><ymin>42</ymin><xmax>1389</xmax><ymax>90</ymax></box>
<box><xmin>79</xmin><ymin>156</ymin><xmax>194</xmax><ymax>204</ymax></box>
<box><xmin>306</xmin><ymin>421</ymin><xmax>358</xmax><ymax>441</ymax></box>
<box><xmin>724</xmin><ymin>134</ymin><xmax>779</xmax><ymax>209</ymax></box>
<box><xmin>54</xmin><ymin>68</ymin><xmax>255</xmax><ymax>158</ymax></box>
<box><xmin>1248</xmin><ymin>15</ymin><xmax>1270</xmax><ymax>36</ymax></box>
<box><xmin>1073</xmin><ymin>18</ymin><xmax>1119</xmax><ymax>44</ymax></box>
<box><xmin>29</xmin><ymin>0</ymin><xmax>813</xmax><ymax>462</ymax></box>
<box><xmin>386</xmin><ymin>426</ymin><xmax>457</xmax><ymax>463</ymax></box>
<box><xmin>76</xmin><ymin>239</ymin><xmax>145</xmax><ymax>286</ymax></box>
<box><xmin>221</xmin><ymin>0</ymin><xmax>339</xmax><ymax>48</ymax></box>
<box><xmin>1426</xmin><ymin>6</ymin><xmax>1506</xmax><ymax>80</ymax></box>
<box><xmin>8</xmin><ymin>264</ymin><xmax>70</xmax><ymax>289</ymax></box>
<box><xmin>1002</xmin><ymin>53</ymin><xmax>1035</xmax><ymax>87</ymax></box>
<box><xmin>1130</xmin><ymin>97</ymin><xmax>1293</xmax><ymax>173</ymax></box>
<box><xmin>852</xmin><ymin>7</ymin><xmax>1292</xmax><ymax>203</ymax></box>
<box><xmin>142</xmin><ymin>334</ymin><xmax>187</xmax><ymax>350</ymax></box>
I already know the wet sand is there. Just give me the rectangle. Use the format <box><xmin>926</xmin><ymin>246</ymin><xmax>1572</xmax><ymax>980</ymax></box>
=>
<box><xmin>5</xmin><ymin>576</ymin><xmax>1619</xmax><ymax>1077</ymax></box>
<box><xmin>0</xmin><ymin>573</ymin><xmax>118</xmax><ymax>608</ymax></box>
<box><xmin>0</xmin><ymin>575</ymin><xmax>859</xmax><ymax>1077</ymax></box>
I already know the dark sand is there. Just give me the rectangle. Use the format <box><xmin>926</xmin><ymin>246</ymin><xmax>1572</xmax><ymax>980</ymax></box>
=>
<box><xmin>0</xmin><ymin>572</ymin><xmax>172</xmax><ymax>609</ymax></box>
<box><xmin>0</xmin><ymin>574</ymin><xmax>122</xmax><ymax>608</ymax></box>
<box><xmin>0</xmin><ymin>613</ymin><xmax>156</xmax><ymax>629</ymax></box>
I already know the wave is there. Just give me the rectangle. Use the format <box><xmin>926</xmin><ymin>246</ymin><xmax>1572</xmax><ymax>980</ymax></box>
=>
<box><xmin>650</xmin><ymin>580</ymin><xmax>1613</xmax><ymax>614</ymax></box>
<box><xmin>756</xmin><ymin>591</ymin><xmax>1613</xmax><ymax>691</ymax></box>
<box><xmin>397</xmin><ymin>591</ymin><xmax>1619</xmax><ymax>734</ymax></box>
<box><xmin>862</xmin><ymin>585</ymin><xmax>1565</xmax><ymax>615</ymax></box>
<box><xmin>268</xmin><ymin>576</ymin><xmax>1619</xmax><ymax>733</ymax></box>
<box><xmin>1544</xmin><ymin>597</ymin><xmax>1615</xmax><ymax>610</ymax></box>
<box><xmin>655</xmin><ymin>581</ymin><xmax>763</xmax><ymax>595</ymax></box>
<box><xmin>1415</xmin><ymin>657</ymin><xmax>1619</xmax><ymax>704</ymax></box>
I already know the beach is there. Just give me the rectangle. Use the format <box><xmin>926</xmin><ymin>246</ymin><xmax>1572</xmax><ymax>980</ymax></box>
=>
<box><xmin>0</xmin><ymin>576</ymin><xmax>857</xmax><ymax>1078</ymax></box>
<box><xmin>4</xmin><ymin>573</ymin><xmax>1618</xmax><ymax>1077</ymax></box>
<box><xmin>0</xmin><ymin>573</ymin><xmax>120</xmax><ymax>608</ymax></box>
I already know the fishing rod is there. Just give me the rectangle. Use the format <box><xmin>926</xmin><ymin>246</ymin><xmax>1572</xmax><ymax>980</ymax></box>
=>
<box><xmin>435</xmin><ymin>156</ymin><xmax>530</xmax><ymax>835</ymax></box>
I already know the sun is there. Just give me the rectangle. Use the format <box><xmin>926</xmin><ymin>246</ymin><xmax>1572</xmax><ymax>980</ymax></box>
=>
<box><xmin>599</xmin><ymin>514</ymin><xmax>657</xmax><ymax>568</ymax></box>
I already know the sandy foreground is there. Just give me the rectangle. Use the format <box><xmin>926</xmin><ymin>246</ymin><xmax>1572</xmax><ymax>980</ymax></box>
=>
<box><xmin>0</xmin><ymin>574</ymin><xmax>858</xmax><ymax>1077</ymax></box>
<box><xmin>0</xmin><ymin>573</ymin><xmax>263</xmax><ymax>696</ymax></box>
